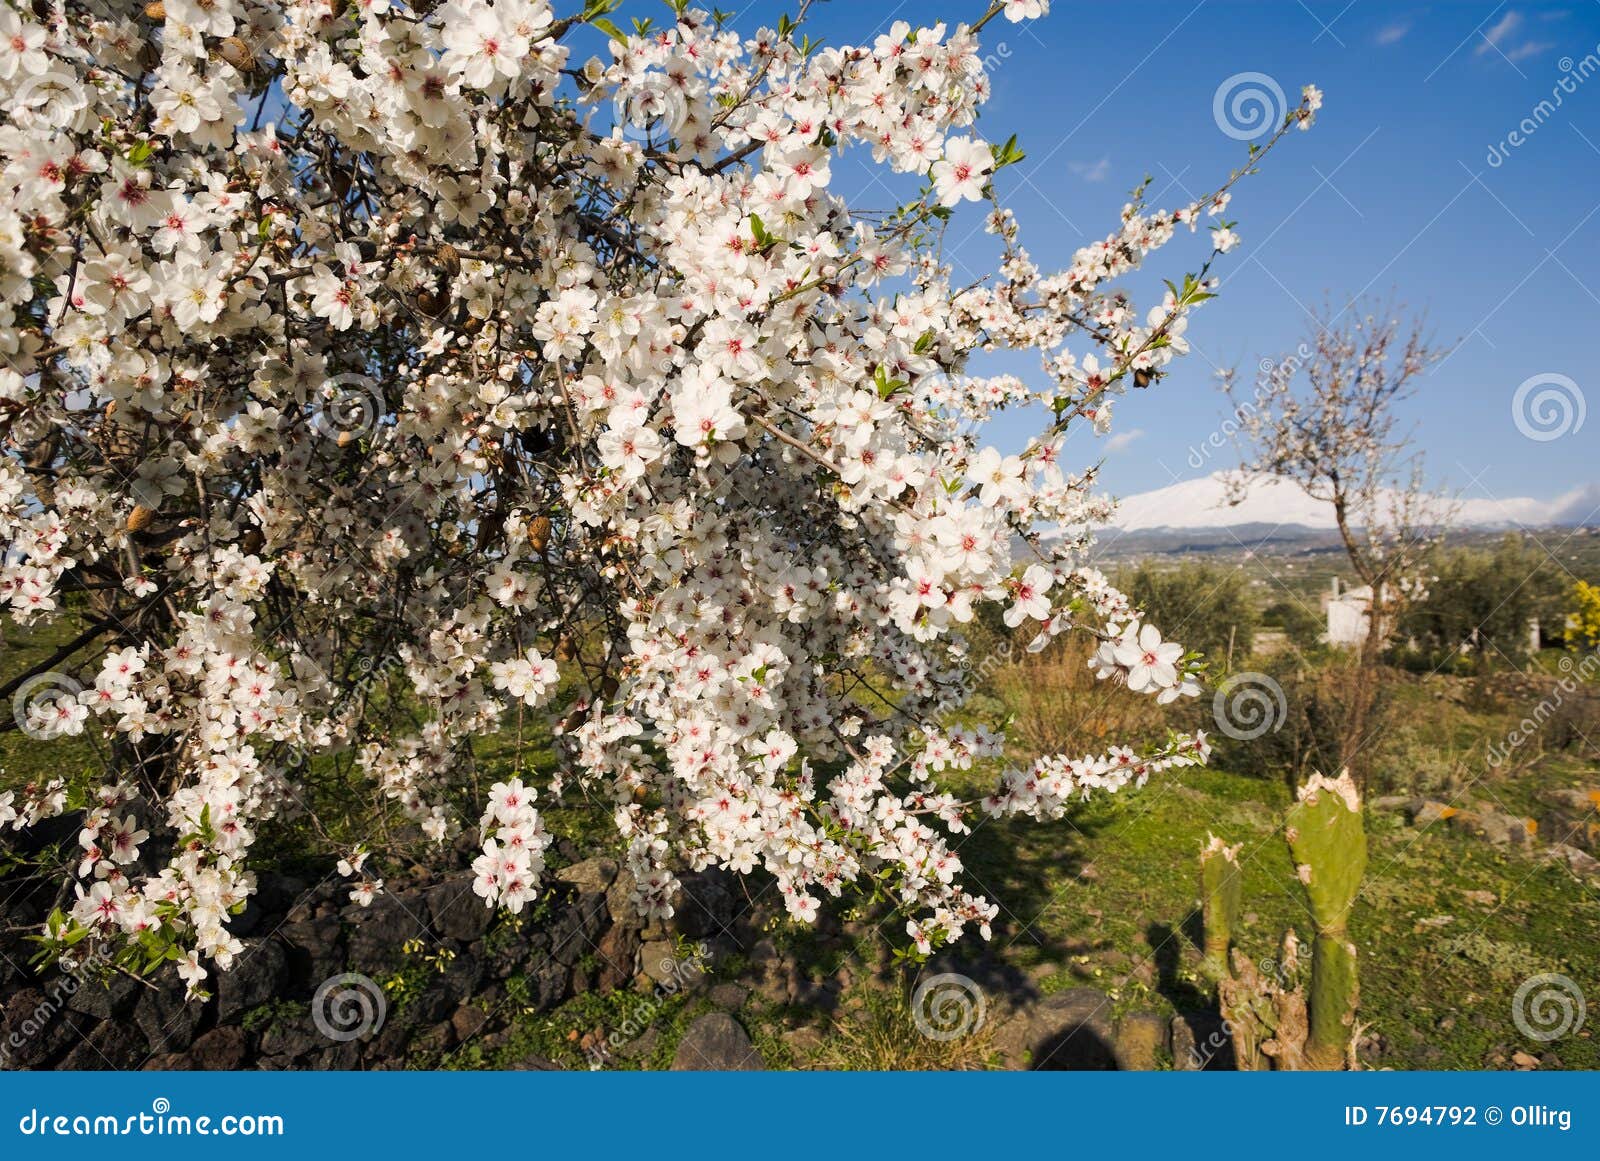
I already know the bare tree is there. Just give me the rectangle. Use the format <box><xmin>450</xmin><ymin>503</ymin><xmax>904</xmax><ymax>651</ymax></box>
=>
<box><xmin>1222</xmin><ymin>298</ymin><xmax>1453</xmax><ymax>788</ymax></box>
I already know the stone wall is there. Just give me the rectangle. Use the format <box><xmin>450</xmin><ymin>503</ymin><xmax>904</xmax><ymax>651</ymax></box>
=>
<box><xmin>0</xmin><ymin>828</ymin><xmax>667</xmax><ymax>1070</ymax></box>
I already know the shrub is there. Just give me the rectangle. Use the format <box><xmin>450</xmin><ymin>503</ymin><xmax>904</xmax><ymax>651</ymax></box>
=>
<box><xmin>0</xmin><ymin>0</ymin><xmax>1317</xmax><ymax>986</ymax></box>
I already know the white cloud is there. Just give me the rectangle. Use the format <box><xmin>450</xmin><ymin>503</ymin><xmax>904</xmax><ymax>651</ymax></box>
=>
<box><xmin>1507</xmin><ymin>39</ymin><xmax>1554</xmax><ymax>61</ymax></box>
<box><xmin>1069</xmin><ymin>157</ymin><xmax>1112</xmax><ymax>183</ymax></box>
<box><xmin>1104</xmin><ymin>428</ymin><xmax>1145</xmax><ymax>453</ymax></box>
<box><xmin>1376</xmin><ymin>20</ymin><xmax>1411</xmax><ymax>45</ymax></box>
<box><xmin>1475</xmin><ymin>10</ymin><xmax>1522</xmax><ymax>55</ymax></box>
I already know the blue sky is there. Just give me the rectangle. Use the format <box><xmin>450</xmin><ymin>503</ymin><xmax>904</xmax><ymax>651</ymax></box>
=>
<box><xmin>731</xmin><ymin>0</ymin><xmax>1600</xmax><ymax>507</ymax></box>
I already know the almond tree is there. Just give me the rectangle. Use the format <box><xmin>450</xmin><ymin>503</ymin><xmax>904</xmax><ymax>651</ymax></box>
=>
<box><xmin>1223</xmin><ymin>301</ymin><xmax>1450</xmax><ymax>786</ymax></box>
<box><xmin>0</xmin><ymin>0</ymin><xmax>1318</xmax><ymax>986</ymax></box>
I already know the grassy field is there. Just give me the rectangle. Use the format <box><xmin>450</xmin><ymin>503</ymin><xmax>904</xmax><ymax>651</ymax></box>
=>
<box><xmin>6</xmin><ymin>601</ymin><xmax>1598</xmax><ymax>1071</ymax></box>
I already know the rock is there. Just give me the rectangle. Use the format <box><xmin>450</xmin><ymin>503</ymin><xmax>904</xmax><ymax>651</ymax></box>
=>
<box><xmin>606</xmin><ymin>868</ymin><xmax>643</xmax><ymax>933</ymax></box>
<box><xmin>425</xmin><ymin>876</ymin><xmax>494</xmax><ymax>943</ymax></box>
<box><xmin>257</xmin><ymin>1013</ymin><xmax>325</xmax><ymax>1060</ymax></box>
<box><xmin>1447</xmin><ymin>810</ymin><xmax>1530</xmax><ymax>847</ymax></box>
<box><xmin>710</xmin><ymin>982</ymin><xmax>749</xmax><ymax>1011</ymax></box>
<box><xmin>1172</xmin><ymin>1011</ymin><xmax>1232</xmax><ymax>1070</ymax></box>
<box><xmin>670</xmin><ymin>1012</ymin><xmax>764</xmax><ymax>1070</ymax></box>
<box><xmin>1114</xmin><ymin>1011</ymin><xmax>1170</xmax><ymax>1070</ymax></box>
<box><xmin>132</xmin><ymin>975</ymin><xmax>203</xmax><ymax>1054</ymax></box>
<box><xmin>57</xmin><ymin>1017</ymin><xmax>147</xmax><ymax>1071</ymax></box>
<box><xmin>65</xmin><ymin>973</ymin><xmax>141</xmax><ymax>1021</ymax></box>
<box><xmin>1542</xmin><ymin>843</ymin><xmax>1600</xmax><ymax>880</ymax></box>
<box><xmin>1023</xmin><ymin>988</ymin><xmax>1118</xmax><ymax>1070</ymax></box>
<box><xmin>555</xmin><ymin>858</ymin><xmax>618</xmax><ymax>897</ymax></box>
<box><xmin>615</xmin><ymin>1026</ymin><xmax>659</xmax><ymax>1061</ymax></box>
<box><xmin>276</xmin><ymin>917</ymin><xmax>346</xmax><ymax>989</ymax></box>
<box><xmin>217</xmin><ymin>939</ymin><xmax>287</xmax><ymax>1023</ymax></box>
<box><xmin>506</xmin><ymin>1054</ymin><xmax>562</xmax><ymax>1070</ymax></box>
<box><xmin>594</xmin><ymin>922</ymin><xmax>640</xmax><ymax>992</ymax></box>
<box><xmin>188</xmin><ymin>1026</ymin><xmax>249</xmax><ymax>1070</ymax></box>
<box><xmin>672</xmin><ymin>868</ymin><xmax>739</xmax><ymax>940</ymax></box>
<box><xmin>346</xmin><ymin>894</ymin><xmax>431</xmax><ymax>974</ymax></box>
<box><xmin>1414</xmin><ymin>801</ymin><xmax>1459</xmax><ymax>827</ymax></box>
<box><xmin>782</xmin><ymin>1026</ymin><xmax>824</xmax><ymax>1061</ymax></box>
<box><xmin>639</xmin><ymin>940</ymin><xmax>684</xmax><ymax>987</ymax></box>
<box><xmin>450</xmin><ymin>1004</ymin><xmax>489</xmax><ymax>1041</ymax></box>
<box><xmin>547</xmin><ymin>888</ymin><xmax>608</xmax><ymax>967</ymax></box>
<box><xmin>1542</xmin><ymin>788</ymin><xmax>1600</xmax><ymax>814</ymax></box>
<box><xmin>1170</xmin><ymin>1015</ymin><xmax>1197</xmax><ymax>1070</ymax></box>
<box><xmin>1372</xmin><ymin>795</ymin><xmax>1421</xmax><ymax>814</ymax></box>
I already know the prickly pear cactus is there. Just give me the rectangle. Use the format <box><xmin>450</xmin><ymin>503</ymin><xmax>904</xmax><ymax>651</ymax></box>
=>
<box><xmin>1199</xmin><ymin>834</ymin><xmax>1243</xmax><ymax>982</ymax></box>
<box><xmin>1200</xmin><ymin>770</ymin><xmax>1366</xmax><ymax>1071</ymax></box>
<box><xmin>1284</xmin><ymin>769</ymin><xmax>1366</xmax><ymax>1070</ymax></box>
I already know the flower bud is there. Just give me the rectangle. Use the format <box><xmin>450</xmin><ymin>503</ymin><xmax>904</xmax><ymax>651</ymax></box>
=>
<box><xmin>218</xmin><ymin>37</ymin><xmax>255</xmax><ymax>73</ymax></box>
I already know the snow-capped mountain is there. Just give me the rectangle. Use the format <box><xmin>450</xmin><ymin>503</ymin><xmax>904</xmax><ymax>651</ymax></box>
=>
<box><xmin>1103</xmin><ymin>472</ymin><xmax>1600</xmax><ymax>533</ymax></box>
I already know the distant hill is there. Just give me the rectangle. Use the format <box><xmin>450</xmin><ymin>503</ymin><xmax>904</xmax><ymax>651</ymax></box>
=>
<box><xmin>1093</xmin><ymin>472</ymin><xmax>1600</xmax><ymax>534</ymax></box>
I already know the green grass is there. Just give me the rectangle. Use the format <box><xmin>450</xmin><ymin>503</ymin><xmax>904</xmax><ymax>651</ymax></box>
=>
<box><xmin>946</xmin><ymin>762</ymin><xmax>1599</xmax><ymax>1069</ymax></box>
